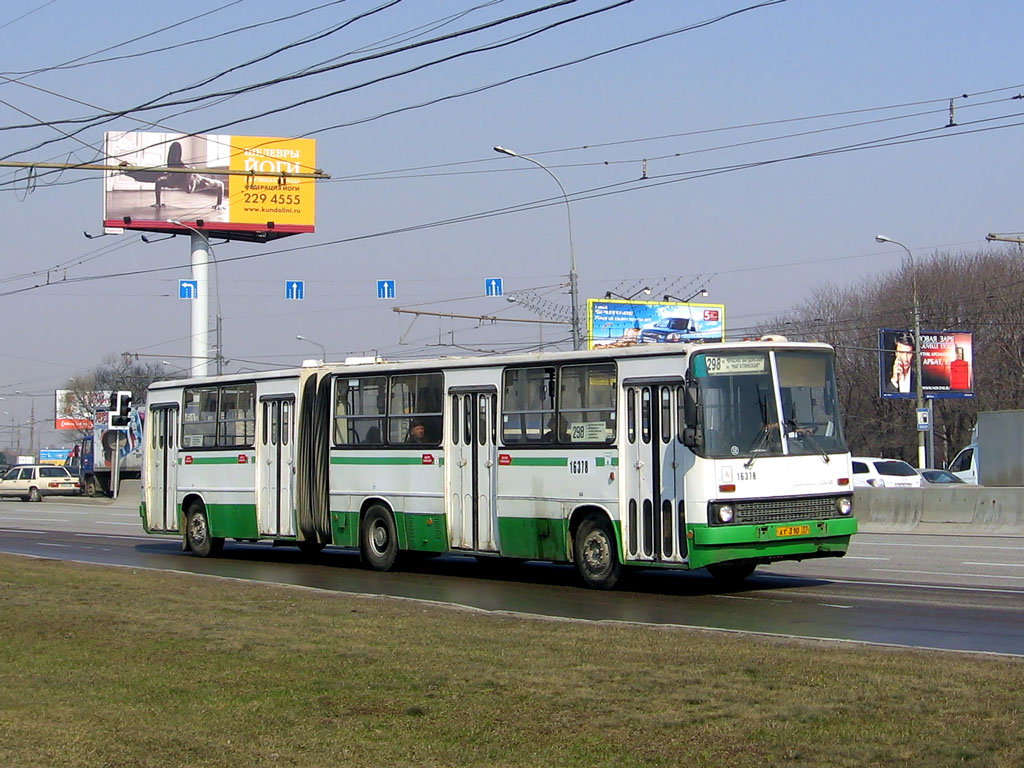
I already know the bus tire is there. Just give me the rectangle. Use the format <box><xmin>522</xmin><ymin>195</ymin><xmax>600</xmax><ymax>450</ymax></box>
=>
<box><xmin>297</xmin><ymin>539</ymin><xmax>326</xmax><ymax>556</ymax></box>
<box><xmin>186</xmin><ymin>504</ymin><xmax>224</xmax><ymax>558</ymax></box>
<box><xmin>360</xmin><ymin>505</ymin><xmax>398</xmax><ymax>571</ymax></box>
<box><xmin>707</xmin><ymin>562</ymin><xmax>756</xmax><ymax>585</ymax></box>
<box><xmin>574</xmin><ymin>515</ymin><xmax>621</xmax><ymax>590</ymax></box>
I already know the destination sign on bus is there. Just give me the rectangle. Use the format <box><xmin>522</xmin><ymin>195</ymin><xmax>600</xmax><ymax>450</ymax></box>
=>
<box><xmin>703</xmin><ymin>355</ymin><xmax>766</xmax><ymax>375</ymax></box>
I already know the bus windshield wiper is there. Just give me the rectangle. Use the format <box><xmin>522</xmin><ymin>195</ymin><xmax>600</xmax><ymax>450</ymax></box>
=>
<box><xmin>786</xmin><ymin>419</ymin><xmax>830</xmax><ymax>463</ymax></box>
<box><xmin>744</xmin><ymin>424</ymin><xmax>775</xmax><ymax>468</ymax></box>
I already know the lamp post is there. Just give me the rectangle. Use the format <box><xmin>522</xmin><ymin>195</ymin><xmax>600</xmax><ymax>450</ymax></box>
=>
<box><xmin>296</xmin><ymin>334</ymin><xmax>327</xmax><ymax>363</ymax></box>
<box><xmin>876</xmin><ymin>235</ymin><xmax>927</xmax><ymax>469</ymax></box>
<box><xmin>494</xmin><ymin>145</ymin><xmax>582</xmax><ymax>350</ymax></box>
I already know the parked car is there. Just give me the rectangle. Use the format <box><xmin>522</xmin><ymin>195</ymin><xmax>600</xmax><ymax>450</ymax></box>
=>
<box><xmin>917</xmin><ymin>468</ymin><xmax>966</xmax><ymax>485</ymax></box>
<box><xmin>851</xmin><ymin>457</ymin><xmax>922</xmax><ymax>488</ymax></box>
<box><xmin>638</xmin><ymin>316</ymin><xmax>697</xmax><ymax>343</ymax></box>
<box><xmin>0</xmin><ymin>464</ymin><xmax>81</xmax><ymax>501</ymax></box>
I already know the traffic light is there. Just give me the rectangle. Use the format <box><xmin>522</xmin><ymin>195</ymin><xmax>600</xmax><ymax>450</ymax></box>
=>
<box><xmin>107</xmin><ymin>390</ymin><xmax>132</xmax><ymax>429</ymax></box>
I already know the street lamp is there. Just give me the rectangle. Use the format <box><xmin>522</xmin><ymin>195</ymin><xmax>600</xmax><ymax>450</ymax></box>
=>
<box><xmin>169</xmin><ymin>219</ymin><xmax>223</xmax><ymax>377</ymax></box>
<box><xmin>664</xmin><ymin>288</ymin><xmax>708</xmax><ymax>303</ymax></box>
<box><xmin>604</xmin><ymin>287</ymin><xmax>651</xmax><ymax>301</ymax></box>
<box><xmin>494</xmin><ymin>145</ymin><xmax>582</xmax><ymax>350</ymax></box>
<box><xmin>876</xmin><ymin>234</ymin><xmax>927</xmax><ymax>469</ymax></box>
<box><xmin>296</xmin><ymin>334</ymin><xmax>327</xmax><ymax>363</ymax></box>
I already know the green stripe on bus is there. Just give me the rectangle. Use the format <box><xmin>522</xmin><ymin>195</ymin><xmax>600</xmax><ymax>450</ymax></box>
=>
<box><xmin>505</xmin><ymin>457</ymin><xmax>567</xmax><ymax>467</ymax></box>
<box><xmin>594</xmin><ymin>457</ymin><xmax>619</xmax><ymax>467</ymax></box>
<box><xmin>331</xmin><ymin>456</ymin><xmax>431</xmax><ymax>465</ymax></box>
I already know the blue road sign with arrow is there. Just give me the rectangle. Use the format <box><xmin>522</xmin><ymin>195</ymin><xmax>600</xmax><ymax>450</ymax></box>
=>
<box><xmin>285</xmin><ymin>280</ymin><xmax>304</xmax><ymax>300</ymax></box>
<box><xmin>179</xmin><ymin>279</ymin><xmax>197</xmax><ymax>299</ymax></box>
<box><xmin>377</xmin><ymin>279</ymin><xmax>396</xmax><ymax>300</ymax></box>
<box><xmin>485</xmin><ymin>278</ymin><xmax>503</xmax><ymax>297</ymax></box>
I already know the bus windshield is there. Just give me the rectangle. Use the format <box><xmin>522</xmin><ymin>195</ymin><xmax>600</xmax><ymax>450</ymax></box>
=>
<box><xmin>691</xmin><ymin>349</ymin><xmax>846</xmax><ymax>459</ymax></box>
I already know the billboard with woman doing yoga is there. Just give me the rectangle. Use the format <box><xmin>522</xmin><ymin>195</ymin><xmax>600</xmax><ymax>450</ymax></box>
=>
<box><xmin>102</xmin><ymin>131</ymin><xmax>316</xmax><ymax>240</ymax></box>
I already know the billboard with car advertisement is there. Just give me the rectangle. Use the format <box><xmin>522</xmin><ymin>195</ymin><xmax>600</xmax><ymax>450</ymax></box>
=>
<box><xmin>103</xmin><ymin>131</ymin><xmax>316</xmax><ymax>240</ymax></box>
<box><xmin>588</xmin><ymin>299</ymin><xmax>726</xmax><ymax>349</ymax></box>
<box><xmin>878</xmin><ymin>328</ymin><xmax>974</xmax><ymax>399</ymax></box>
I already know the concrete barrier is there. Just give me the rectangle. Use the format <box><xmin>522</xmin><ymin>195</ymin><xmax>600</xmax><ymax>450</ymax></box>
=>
<box><xmin>855</xmin><ymin>486</ymin><xmax>1024</xmax><ymax>535</ymax></box>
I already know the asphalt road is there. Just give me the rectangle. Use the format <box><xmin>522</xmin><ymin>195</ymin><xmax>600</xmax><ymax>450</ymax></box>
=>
<box><xmin>2</xmin><ymin>493</ymin><xmax>1022</xmax><ymax>657</ymax></box>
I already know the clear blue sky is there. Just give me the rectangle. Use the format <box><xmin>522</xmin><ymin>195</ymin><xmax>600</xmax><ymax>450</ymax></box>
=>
<box><xmin>1</xmin><ymin>0</ymin><xmax>1021</xmax><ymax>449</ymax></box>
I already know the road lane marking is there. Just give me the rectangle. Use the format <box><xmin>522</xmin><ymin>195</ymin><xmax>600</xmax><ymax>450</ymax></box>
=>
<box><xmin>861</xmin><ymin>542</ymin><xmax>1024</xmax><ymax>551</ymax></box>
<box><xmin>819</xmin><ymin>604</ymin><xmax>852</xmax><ymax>608</ymax></box>
<box><xmin>37</xmin><ymin>543</ymin><xmax>72</xmax><ymax>548</ymax></box>
<box><xmin>844</xmin><ymin>556</ymin><xmax>888</xmax><ymax>561</ymax></box>
<box><xmin>0</xmin><ymin>517</ymin><xmax>70</xmax><ymax>522</ymax></box>
<box><xmin>963</xmin><ymin>562</ymin><xmax>1024</xmax><ymax>568</ymax></box>
<box><xmin>875</xmin><ymin>568</ymin><xmax>1024</xmax><ymax>581</ymax></box>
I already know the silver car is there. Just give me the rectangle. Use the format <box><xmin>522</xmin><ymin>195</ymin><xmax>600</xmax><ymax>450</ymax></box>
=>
<box><xmin>0</xmin><ymin>464</ymin><xmax>81</xmax><ymax>502</ymax></box>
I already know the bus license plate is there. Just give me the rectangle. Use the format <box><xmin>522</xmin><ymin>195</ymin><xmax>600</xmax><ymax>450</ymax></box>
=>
<box><xmin>776</xmin><ymin>525</ymin><xmax>810</xmax><ymax>538</ymax></box>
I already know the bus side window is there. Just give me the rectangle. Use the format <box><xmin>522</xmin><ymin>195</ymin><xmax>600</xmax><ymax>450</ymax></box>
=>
<box><xmin>502</xmin><ymin>366</ymin><xmax>555</xmax><ymax>444</ymax></box>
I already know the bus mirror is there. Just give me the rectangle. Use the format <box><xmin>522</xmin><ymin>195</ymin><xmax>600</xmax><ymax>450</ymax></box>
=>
<box><xmin>682</xmin><ymin>383</ymin><xmax>702</xmax><ymax>450</ymax></box>
<box><xmin>683</xmin><ymin>383</ymin><xmax>698</xmax><ymax>426</ymax></box>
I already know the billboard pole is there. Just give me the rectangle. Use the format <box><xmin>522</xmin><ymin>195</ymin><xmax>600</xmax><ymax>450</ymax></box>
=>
<box><xmin>877</xmin><ymin>236</ymin><xmax>928</xmax><ymax>469</ymax></box>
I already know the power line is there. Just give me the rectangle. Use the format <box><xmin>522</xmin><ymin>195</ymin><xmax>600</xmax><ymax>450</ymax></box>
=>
<box><xmin>1</xmin><ymin>110</ymin><xmax>1018</xmax><ymax>297</ymax></box>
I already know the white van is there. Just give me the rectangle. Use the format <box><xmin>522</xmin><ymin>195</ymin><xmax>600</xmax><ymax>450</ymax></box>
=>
<box><xmin>948</xmin><ymin>443</ymin><xmax>978</xmax><ymax>484</ymax></box>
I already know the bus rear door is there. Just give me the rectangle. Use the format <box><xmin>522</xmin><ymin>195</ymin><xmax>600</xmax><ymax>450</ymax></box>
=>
<box><xmin>447</xmin><ymin>387</ymin><xmax>498</xmax><ymax>553</ymax></box>
<box><xmin>146</xmin><ymin>405</ymin><xmax>179</xmax><ymax>532</ymax></box>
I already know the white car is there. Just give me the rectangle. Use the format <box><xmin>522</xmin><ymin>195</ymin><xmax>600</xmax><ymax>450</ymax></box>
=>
<box><xmin>0</xmin><ymin>464</ymin><xmax>81</xmax><ymax>501</ymax></box>
<box><xmin>851</xmin><ymin>457</ymin><xmax>922</xmax><ymax>488</ymax></box>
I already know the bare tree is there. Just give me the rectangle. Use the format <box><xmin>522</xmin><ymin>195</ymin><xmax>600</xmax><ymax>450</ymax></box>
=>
<box><xmin>61</xmin><ymin>356</ymin><xmax>169</xmax><ymax>439</ymax></box>
<box><xmin>765</xmin><ymin>247</ymin><xmax>1024</xmax><ymax>464</ymax></box>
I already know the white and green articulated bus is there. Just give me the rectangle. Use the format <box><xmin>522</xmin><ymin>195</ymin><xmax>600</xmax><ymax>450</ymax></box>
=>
<box><xmin>141</xmin><ymin>339</ymin><xmax>856</xmax><ymax>589</ymax></box>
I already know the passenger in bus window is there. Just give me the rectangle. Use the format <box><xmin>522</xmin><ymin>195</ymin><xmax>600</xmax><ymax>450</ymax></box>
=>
<box><xmin>405</xmin><ymin>418</ymin><xmax>427</xmax><ymax>443</ymax></box>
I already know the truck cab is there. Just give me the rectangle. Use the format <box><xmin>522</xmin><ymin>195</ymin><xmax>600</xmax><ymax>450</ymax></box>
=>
<box><xmin>948</xmin><ymin>443</ymin><xmax>978</xmax><ymax>484</ymax></box>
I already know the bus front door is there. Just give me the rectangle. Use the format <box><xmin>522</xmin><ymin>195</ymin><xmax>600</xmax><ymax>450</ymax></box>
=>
<box><xmin>622</xmin><ymin>382</ymin><xmax>687</xmax><ymax>563</ymax></box>
<box><xmin>146</xmin><ymin>405</ymin><xmax>179</xmax><ymax>532</ymax></box>
<box><xmin>447</xmin><ymin>388</ymin><xmax>498</xmax><ymax>553</ymax></box>
<box><xmin>257</xmin><ymin>397</ymin><xmax>296</xmax><ymax>537</ymax></box>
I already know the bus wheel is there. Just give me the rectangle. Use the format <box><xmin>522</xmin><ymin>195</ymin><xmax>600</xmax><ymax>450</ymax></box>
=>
<box><xmin>297</xmin><ymin>539</ymin><xmax>326</xmax><ymax>556</ymax></box>
<box><xmin>707</xmin><ymin>562</ymin><xmax>756</xmax><ymax>585</ymax></box>
<box><xmin>186</xmin><ymin>505</ymin><xmax>224</xmax><ymax>557</ymax></box>
<box><xmin>360</xmin><ymin>505</ymin><xmax>398</xmax><ymax>571</ymax></box>
<box><xmin>574</xmin><ymin>515</ymin><xmax>621</xmax><ymax>590</ymax></box>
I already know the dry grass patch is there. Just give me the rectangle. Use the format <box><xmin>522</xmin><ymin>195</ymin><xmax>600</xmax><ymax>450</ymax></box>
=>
<box><xmin>0</xmin><ymin>555</ymin><xmax>1021</xmax><ymax>767</ymax></box>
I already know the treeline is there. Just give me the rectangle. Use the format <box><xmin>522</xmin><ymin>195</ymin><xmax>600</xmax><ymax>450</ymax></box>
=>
<box><xmin>767</xmin><ymin>247</ymin><xmax>1024</xmax><ymax>464</ymax></box>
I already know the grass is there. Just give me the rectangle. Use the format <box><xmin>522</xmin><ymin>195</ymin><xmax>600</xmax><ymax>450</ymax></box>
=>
<box><xmin>0</xmin><ymin>554</ymin><xmax>1021</xmax><ymax>767</ymax></box>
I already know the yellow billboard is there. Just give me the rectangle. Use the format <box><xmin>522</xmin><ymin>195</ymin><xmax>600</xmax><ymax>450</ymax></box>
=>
<box><xmin>103</xmin><ymin>131</ymin><xmax>317</xmax><ymax>241</ymax></box>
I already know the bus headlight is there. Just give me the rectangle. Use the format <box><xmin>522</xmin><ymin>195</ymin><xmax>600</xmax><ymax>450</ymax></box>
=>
<box><xmin>714</xmin><ymin>504</ymin><xmax>734</xmax><ymax>524</ymax></box>
<box><xmin>836</xmin><ymin>496</ymin><xmax>852</xmax><ymax>516</ymax></box>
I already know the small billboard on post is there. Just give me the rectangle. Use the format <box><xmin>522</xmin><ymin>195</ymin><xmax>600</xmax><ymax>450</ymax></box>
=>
<box><xmin>102</xmin><ymin>131</ymin><xmax>317</xmax><ymax>241</ymax></box>
<box><xmin>587</xmin><ymin>299</ymin><xmax>726</xmax><ymax>349</ymax></box>
<box><xmin>878</xmin><ymin>328</ymin><xmax>974</xmax><ymax>399</ymax></box>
